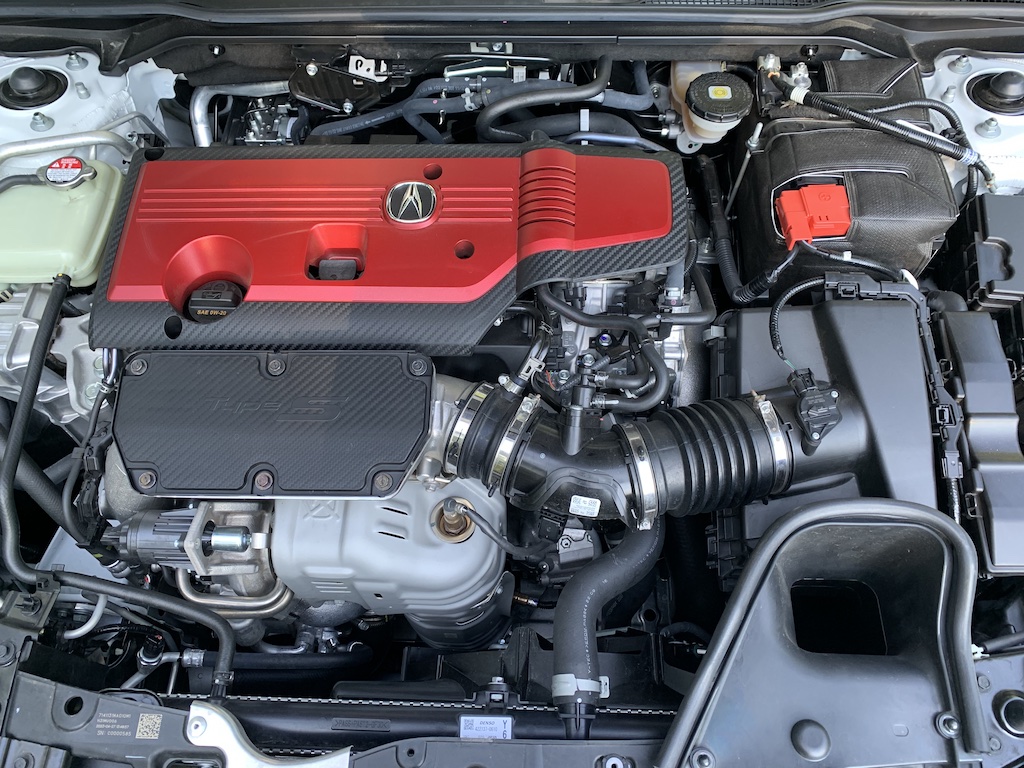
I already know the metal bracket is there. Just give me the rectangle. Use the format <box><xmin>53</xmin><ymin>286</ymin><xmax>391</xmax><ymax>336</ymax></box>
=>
<box><xmin>187</xmin><ymin>701</ymin><xmax>352</xmax><ymax>768</ymax></box>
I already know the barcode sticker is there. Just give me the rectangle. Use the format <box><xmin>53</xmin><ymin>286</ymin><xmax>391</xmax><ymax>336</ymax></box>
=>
<box><xmin>459</xmin><ymin>716</ymin><xmax>513</xmax><ymax>740</ymax></box>
<box><xmin>569</xmin><ymin>495</ymin><xmax>601</xmax><ymax>517</ymax></box>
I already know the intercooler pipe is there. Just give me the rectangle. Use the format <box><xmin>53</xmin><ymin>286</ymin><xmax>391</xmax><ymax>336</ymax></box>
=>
<box><xmin>190</xmin><ymin>81</ymin><xmax>290</xmax><ymax>147</ymax></box>
<box><xmin>553</xmin><ymin>518</ymin><xmax>665</xmax><ymax>739</ymax></box>
<box><xmin>445</xmin><ymin>384</ymin><xmax>791</xmax><ymax>532</ymax></box>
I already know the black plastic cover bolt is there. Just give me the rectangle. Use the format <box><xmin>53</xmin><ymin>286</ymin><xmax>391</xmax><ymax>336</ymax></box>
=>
<box><xmin>253</xmin><ymin>471</ymin><xmax>273</xmax><ymax>491</ymax></box>
<box><xmin>791</xmin><ymin>719</ymin><xmax>831</xmax><ymax>761</ymax></box>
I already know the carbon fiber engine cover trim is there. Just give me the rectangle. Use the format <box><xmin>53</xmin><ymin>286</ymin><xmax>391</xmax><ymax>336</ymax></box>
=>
<box><xmin>112</xmin><ymin>350</ymin><xmax>431</xmax><ymax>496</ymax></box>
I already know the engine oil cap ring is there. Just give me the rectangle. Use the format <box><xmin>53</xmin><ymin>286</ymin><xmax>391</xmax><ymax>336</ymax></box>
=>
<box><xmin>39</xmin><ymin>156</ymin><xmax>96</xmax><ymax>189</ymax></box>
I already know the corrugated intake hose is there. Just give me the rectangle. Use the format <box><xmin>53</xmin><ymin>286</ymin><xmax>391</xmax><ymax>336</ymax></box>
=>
<box><xmin>445</xmin><ymin>384</ymin><xmax>792</xmax><ymax>530</ymax></box>
<box><xmin>552</xmin><ymin>518</ymin><xmax>665</xmax><ymax>739</ymax></box>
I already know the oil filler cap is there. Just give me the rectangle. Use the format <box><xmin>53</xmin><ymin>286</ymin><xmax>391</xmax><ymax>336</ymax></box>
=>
<box><xmin>39</xmin><ymin>156</ymin><xmax>96</xmax><ymax>189</ymax></box>
<box><xmin>186</xmin><ymin>281</ymin><xmax>244</xmax><ymax>323</ymax></box>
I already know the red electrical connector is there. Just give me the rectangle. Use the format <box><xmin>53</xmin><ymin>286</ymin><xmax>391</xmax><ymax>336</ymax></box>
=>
<box><xmin>775</xmin><ymin>183</ymin><xmax>852</xmax><ymax>249</ymax></box>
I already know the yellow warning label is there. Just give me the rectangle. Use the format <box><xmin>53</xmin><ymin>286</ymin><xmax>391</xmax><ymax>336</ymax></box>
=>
<box><xmin>708</xmin><ymin>85</ymin><xmax>733</xmax><ymax>100</ymax></box>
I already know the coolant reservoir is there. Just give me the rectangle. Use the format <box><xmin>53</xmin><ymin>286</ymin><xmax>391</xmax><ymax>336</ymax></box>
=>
<box><xmin>0</xmin><ymin>157</ymin><xmax>122</xmax><ymax>286</ymax></box>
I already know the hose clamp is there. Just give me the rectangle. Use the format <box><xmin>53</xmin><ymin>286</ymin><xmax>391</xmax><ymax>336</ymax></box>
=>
<box><xmin>753</xmin><ymin>393</ymin><xmax>792</xmax><ymax>494</ymax></box>
<box><xmin>617</xmin><ymin>421</ymin><xmax>659</xmax><ymax>531</ymax></box>
<box><xmin>486</xmin><ymin>394</ymin><xmax>540</xmax><ymax>493</ymax></box>
<box><xmin>443</xmin><ymin>382</ymin><xmax>494</xmax><ymax>475</ymax></box>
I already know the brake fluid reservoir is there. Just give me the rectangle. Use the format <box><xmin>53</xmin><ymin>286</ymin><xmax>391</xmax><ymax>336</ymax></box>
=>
<box><xmin>671</xmin><ymin>65</ymin><xmax>753</xmax><ymax>153</ymax></box>
<box><xmin>0</xmin><ymin>156</ymin><xmax>122</xmax><ymax>286</ymax></box>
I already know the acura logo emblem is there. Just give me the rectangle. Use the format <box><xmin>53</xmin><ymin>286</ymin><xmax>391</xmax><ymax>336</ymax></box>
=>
<box><xmin>385</xmin><ymin>181</ymin><xmax>437</xmax><ymax>223</ymax></box>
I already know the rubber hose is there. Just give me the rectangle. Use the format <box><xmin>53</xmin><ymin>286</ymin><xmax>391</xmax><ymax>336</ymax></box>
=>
<box><xmin>600</xmin><ymin>350</ymin><xmax>651</xmax><ymax>390</ymax></box>
<box><xmin>478</xmin><ymin>56</ymin><xmax>614</xmax><ymax>143</ymax></box>
<box><xmin>0</xmin><ymin>175</ymin><xmax>43</xmax><ymax>196</ymax></box>
<box><xmin>308</xmin><ymin>77</ymin><xmax>463</xmax><ymax>137</ymax></box>
<box><xmin>600</xmin><ymin>60</ymin><xmax>654</xmax><ymax>111</ymax></box>
<box><xmin>564</xmin><ymin>132</ymin><xmax>666</xmax><ymax>152</ymax></box>
<box><xmin>553</xmin><ymin>518</ymin><xmax>664</xmax><ymax>739</ymax></box>
<box><xmin>642</xmin><ymin>265</ymin><xmax>718</xmax><ymax>328</ymax></box>
<box><xmin>0</xmin><ymin>423</ymin><xmax>64</xmax><ymax>528</ymax></box>
<box><xmin>199</xmin><ymin>645</ymin><xmax>372</xmax><ymax>670</ymax></box>
<box><xmin>0</xmin><ymin>276</ymin><xmax>71</xmax><ymax>587</ymax></box>
<box><xmin>500</xmin><ymin>112</ymin><xmax>640</xmax><ymax>139</ymax></box>
<box><xmin>535</xmin><ymin>284</ymin><xmax>671</xmax><ymax>412</ymax></box>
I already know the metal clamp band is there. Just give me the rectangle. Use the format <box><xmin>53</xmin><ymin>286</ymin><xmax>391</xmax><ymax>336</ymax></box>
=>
<box><xmin>486</xmin><ymin>394</ymin><xmax>540</xmax><ymax>493</ymax></box>
<box><xmin>753</xmin><ymin>394</ymin><xmax>792</xmax><ymax>495</ymax></box>
<box><xmin>617</xmin><ymin>421</ymin><xmax>659</xmax><ymax>531</ymax></box>
<box><xmin>443</xmin><ymin>382</ymin><xmax>494</xmax><ymax>475</ymax></box>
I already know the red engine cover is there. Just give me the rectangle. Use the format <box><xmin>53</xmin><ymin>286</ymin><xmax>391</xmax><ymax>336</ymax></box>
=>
<box><xmin>108</xmin><ymin>147</ymin><xmax>673</xmax><ymax>311</ymax></box>
<box><xmin>92</xmin><ymin>145</ymin><xmax>687</xmax><ymax>353</ymax></box>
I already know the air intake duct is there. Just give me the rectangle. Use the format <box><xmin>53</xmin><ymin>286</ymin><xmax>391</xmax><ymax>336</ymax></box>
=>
<box><xmin>444</xmin><ymin>383</ymin><xmax>793</xmax><ymax>529</ymax></box>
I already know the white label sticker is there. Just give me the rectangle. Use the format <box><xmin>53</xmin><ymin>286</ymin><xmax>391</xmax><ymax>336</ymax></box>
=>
<box><xmin>459</xmin><ymin>715</ymin><xmax>513</xmax><ymax>740</ymax></box>
<box><xmin>569</xmin><ymin>494</ymin><xmax>601</xmax><ymax>517</ymax></box>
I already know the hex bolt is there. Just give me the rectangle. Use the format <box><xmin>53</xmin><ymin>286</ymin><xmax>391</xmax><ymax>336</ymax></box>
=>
<box><xmin>978</xmin><ymin>674</ymin><xmax>991</xmax><ymax>691</ymax></box>
<box><xmin>29</xmin><ymin>112</ymin><xmax>54</xmax><ymax>132</ymax></box>
<box><xmin>342</xmin><ymin>100</ymin><xmax>354</xmax><ymax>115</ymax></box>
<box><xmin>811</xmin><ymin>432</ymin><xmax>821</xmax><ymax>440</ymax></box>
<box><xmin>949</xmin><ymin>55</ymin><xmax>972</xmax><ymax>74</ymax></box>
<box><xmin>581</xmin><ymin>353</ymin><xmax>597</xmax><ymax>368</ymax></box>
<box><xmin>138</xmin><ymin>471</ymin><xmax>157</xmax><ymax>490</ymax></box>
<box><xmin>254</xmin><ymin>471</ymin><xmax>274</xmax><ymax>491</ymax></box>
<box><xmin>491</xmin><ymin>42</ymin><xmax>504</xmax><ymax>52</ymax></box>
<box><xmin>410</xmin><ymin>358</ymin><xmax>428</xmax><ymax>376</ymax></box>
<box><xmin>66</xmin><ymin>52</ymin><xmax>87</xmax><ymax>70</ymax></box>
<box><xmin>557</xmin><ymin>370</ymin><xmax>571</xmax><ymax>383</ymax></box>
<box><xmin>690</xmin><ymin>749</ymin><xmax>715</xmax><ymax>768</ymax></box>
<box><xmin>830</xmin><ymin>390</ymin><xmax>839</xmax><ymax>399</ymax></box>
<box><xmin>936</xmin><ymin>712</ymin><xmax>961</xmax><ymax>739</ymax></box>
<box><xmin>373</xmin><ymin>472</ymin><xmax>394</xmax><ymax>492</ymax></box>
<box><xmin>977</xmin><ymin>117</ymin><xmax>1001</xmax><ymax>138</ymax></box>
<box><xmin>0</xmin><ymin>641</ymin><xmax>16</xmax><ymax>667</ymax></box>
<box><xmin>75</xmin><ymin>82</ymin><xmax>90</xmax><ymax>99</ymax></box>
<box><xmin>128</xmin><ymin>358</ymin><xmax>148</xmax><ymax>376</ymax></box>
<box><xmin>941</xmin><ymin>86</ymin><xmax>957</xmax><ymax>104</ymax></box>
<box><xmin>13</xmin><ymin>756</ymin><xmax>31</xmax><ymax>768</ymax></box>
<box><xmin>306</xmin><ymin>63</ymin><xmax>319</xmax><ymax>76</ymax></box>
<box><xmin>267</xmin><ymin>358</ymin><xmax>285</xmax><ymax>376</ymax></box>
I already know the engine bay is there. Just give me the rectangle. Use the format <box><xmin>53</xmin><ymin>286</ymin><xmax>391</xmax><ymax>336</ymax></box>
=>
<box><xmin>2</xmin><ymin>23</ymin><xmax>1024</xmax><ymax>768</ymax></box>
